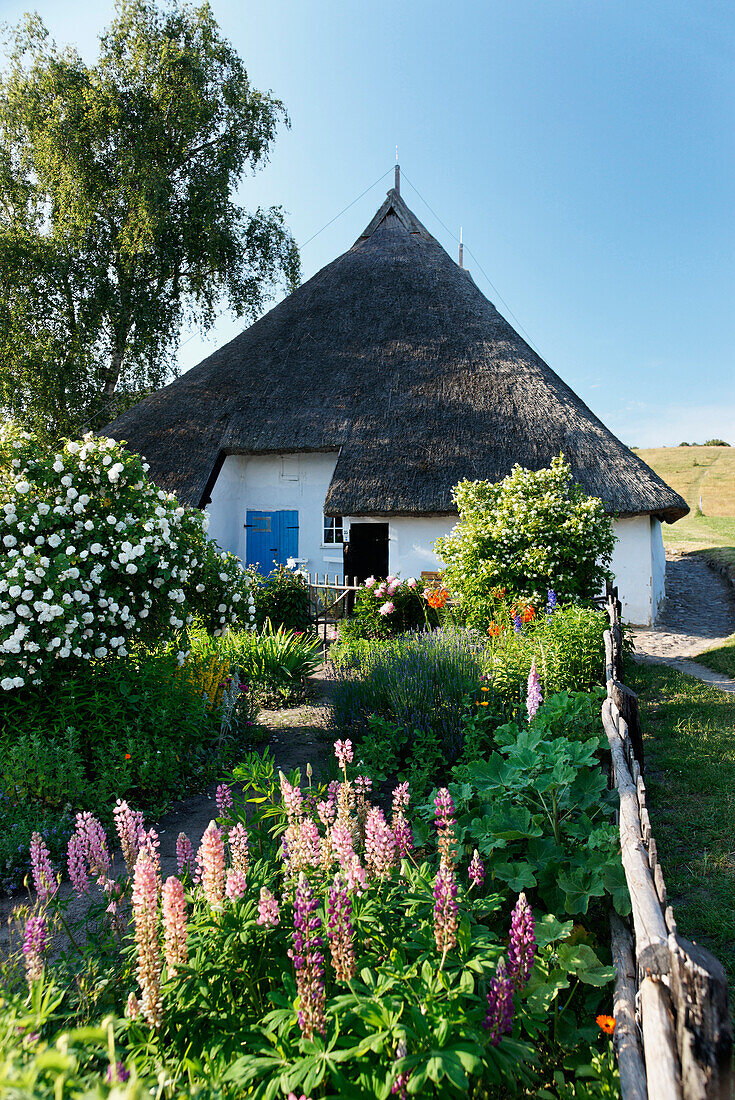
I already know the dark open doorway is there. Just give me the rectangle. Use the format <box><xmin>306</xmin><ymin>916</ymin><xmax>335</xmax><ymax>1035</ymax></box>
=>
<box><xmin>343</xmin><ymin>522</ymin><xmax>389</xmax><ymax>585</ymax></box>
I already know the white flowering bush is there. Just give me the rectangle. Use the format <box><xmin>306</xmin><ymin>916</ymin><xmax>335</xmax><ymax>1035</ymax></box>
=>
<box><xmin>0</xmin><ymin>424</ymin><xmax>255</xmax><ymax>690</ymax></box>
<box><xmin>436</xmin><ymin>456</ymin><xmax>616</xmax><ymax>629</ymax></box>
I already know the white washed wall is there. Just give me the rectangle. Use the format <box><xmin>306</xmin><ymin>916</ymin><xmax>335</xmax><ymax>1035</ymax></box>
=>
<box><xmin>206</xmin><ymin>452</ymin><xmax>341</xmax><ymax>574</ymax></box>
<box><xmin>609</xmin><ymin>516</ymin><xmax>658</xmax><ymax>626</ymax></box>
<box><xmin>343</xmin><ymin>515</ymin><xmax>455</xmax><ymax>578</ymax></box>
<box><xmin>651</xmin><ymin>518</ymin><xmax>666</xmax><ymax>620</ymax></box>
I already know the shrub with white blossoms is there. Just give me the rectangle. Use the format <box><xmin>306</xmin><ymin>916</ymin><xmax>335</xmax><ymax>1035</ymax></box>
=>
<box><xmin>0</xmin><ymin>424</ymin><xmax>255</xmax><ymax>690</ymax></box>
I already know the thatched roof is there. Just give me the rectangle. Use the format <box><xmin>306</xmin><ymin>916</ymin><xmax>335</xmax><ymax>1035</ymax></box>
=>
<box><xmin>105</xmin><ymin>188</ymin><xmax>688</xmax><ymax>524</ymax></box>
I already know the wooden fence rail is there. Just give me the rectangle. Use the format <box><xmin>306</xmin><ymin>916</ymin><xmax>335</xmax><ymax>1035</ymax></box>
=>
<box><xmin>603</xmin><ymin>593</ymin><xmax>733</xmax><ymax>1098</ymax></box>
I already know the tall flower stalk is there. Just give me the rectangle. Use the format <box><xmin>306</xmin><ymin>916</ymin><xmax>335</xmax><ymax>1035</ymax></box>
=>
<box><xmin>30</xmin><ymin>832</ymin><xmax>56</xmax><ymax>902</ymax></box>
<box><xmin>161</xmin><ymin>875</ymin><xmax>188</xmax><ymax>972</ymax></box>
<box><xmin>327</xmin><ymin>874</ymin><xmax>356</xmax><ymax>982</ymax></box>
<box><xmin>433</xmin><ymin>862</ymin><xmax>458</xmax><ymax>966</ymax></box>
<box><xmin>132</xmin><ymin>850</ymin><xmax>162</xmax><ymax>1029</ymax></box>
<box><xmin>289</xmin><ymin>873</ymin><xmax>326</xmax><ymax>1040</ymax></box>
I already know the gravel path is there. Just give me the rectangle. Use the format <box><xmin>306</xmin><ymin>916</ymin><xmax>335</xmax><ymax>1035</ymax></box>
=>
<box><xmin>0</xmin><ymin>668</ymin><xmax>337</xmax><ymax>955</ymax></box>
<box><xmin>629</xmin><ymin>554</ymin><xmax>735</xmax><ymax>691</ymax></box>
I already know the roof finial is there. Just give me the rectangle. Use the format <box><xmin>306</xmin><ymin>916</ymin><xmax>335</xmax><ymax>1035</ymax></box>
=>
<box><xmin>395</xmin><ymin>147</ymin><xmax>400</xmax><ymax>194</ymax></box>
<box><xmin>459</xmin><ymin>226</ymin><xmax>463</xmax><ymax>268</ymax></box>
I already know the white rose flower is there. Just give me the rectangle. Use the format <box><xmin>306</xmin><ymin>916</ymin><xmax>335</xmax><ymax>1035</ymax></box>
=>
<box><xmin>15</xmin><ymin>481</ymin><xmax>30</xmax><ymax>494</ymax></box>
<box><xmin>48</xmin><ymin>534</ymin><xmax>62</xmax><ymax>549</ymax></box>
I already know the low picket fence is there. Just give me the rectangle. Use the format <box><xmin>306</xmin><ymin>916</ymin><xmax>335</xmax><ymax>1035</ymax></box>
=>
<box><xmin>602</xmin><ymin>593</ymin><xmax>733</xmax><ymax>1098</ymax></box>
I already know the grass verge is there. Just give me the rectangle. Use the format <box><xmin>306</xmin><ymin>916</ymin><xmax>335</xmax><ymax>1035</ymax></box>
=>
<box><xmin>629</xmin><ymin>662</ymin><xmax>735</xmax><ymax>999</ymax></box>
<box><xmin>693</xmin><ymin>634</ymin><xmax>735</xmax><ymax>679</ymax></box>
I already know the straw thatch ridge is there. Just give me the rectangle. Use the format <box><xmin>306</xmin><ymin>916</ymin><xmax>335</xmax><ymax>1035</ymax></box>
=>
<box><xmin>105</xmin><ymin>188</ymin><xmax>688</xmax><ymax>524</ymax></box>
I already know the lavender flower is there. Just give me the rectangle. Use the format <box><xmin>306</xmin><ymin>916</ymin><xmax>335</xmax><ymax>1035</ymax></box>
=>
<box><xmin>23</xmin><ymin>914</ymin><xmax>48</xmax><ymax>983</ymax></box>
<box><xmin>433</xmin><ymin>862</ymin><xmax>458</xmax><ymax>959</ymax></box>
<box><xmin>507</xmin><ymin>892</ymin><xmax>536</xmax><ymax>988</ymax></box>
<box><xmin>257</xmin><ymin>886</ymin><xmax>280</xmax><ymax>927</ymax></box>
<box><xmin>30</xmin><ymin>832</ymin><xmax>56</xmax><ymax>901</ymax></box>
<box><xmin>327</xmin><ymin>873</ymin><xmax>356</xmax><ymax>981</ymax></box>
<box><xmin>483</xmin><ymin>957</ymin><xmax>514</xmax><ymax>1045</ymax></box>
<box><xmin>288</xmin><ymin>873</ymin><xmax>326</xmax><ymax>1040</ymax></box>
<box><xmin>526</xmin><ymin>659</ymin><xmax>543</xmax><ymax>722</ymax></box>
<box><xmin>468</xmin><ymin>849</ymin><xmax>485</xmax><ymax>888</ymax></box>
<box><xmin>216</xmin><ymin>783</ymin><xmax>233</xmax><ymax>818</ymax></box>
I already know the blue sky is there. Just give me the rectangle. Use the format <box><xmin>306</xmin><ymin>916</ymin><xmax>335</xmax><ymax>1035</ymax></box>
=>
<box><xmin>2</xmin><ymin>0</ymin><xmax>734</xmax><ymax>446</ymax></box>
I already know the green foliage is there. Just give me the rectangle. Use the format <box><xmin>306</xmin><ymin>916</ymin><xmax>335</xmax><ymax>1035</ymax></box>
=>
<box><xmin>339</xmin><ymin>575</ymin><xmax>439</xmax><ymax>641</ymax></box>
<box><xmin>0</xmin><ymin>425</ymin><xmax>254</xmax><ymax>690</ymax></box>
<box><xmin>190</xmin><ymin>620</ymin><xmax>322</xmax><ymax>706</ymax></box>
<box><xmin>0</xmin><ymin>1</ymin><xmax>299</xmax><ymax>435</ymax></box>
<box><xmin>432</xmin><ymin>705</ymin><xmax>628</xmax><ymax>918</ymax></box>
<box><xmin>436</xmin><ymin>456</ymin><xmax>616</xmax><ymax>628</ymax></box>
<box><xmin>703</xmin><ymin>440</ymin><xmax>730</xmax><ymax>446</ymax></box>
<box><xmin>488</xmin><ymin>606</ymin><xmax>608</xmax><ymax>706</ymax></box>
<box><xmin>250</xmin><ymin>565</ymin><xmax>311</xmax><ymax>633</ymax></box>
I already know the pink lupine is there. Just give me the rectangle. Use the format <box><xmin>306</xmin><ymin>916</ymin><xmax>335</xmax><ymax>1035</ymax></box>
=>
<box><xmin>334</xmin><ymin>739</ymin><xmax>353</xmax><ymax>772</ymax></box>
<box><xmin>433</xmin><ymin>862</ymin><xmax>458</xmax><ymax>959</ymax></box>
<box><xmin>74</xmin><ymin>812</ymin><xmax>111</xmax><ymax>883</ymax></box>
<box><xmin>257</xmin><ymin>886</ymin><xmax>280</xmax><ymax>927</ymax></box>
<box><xmin>331</xmin><ymin>824</ymin><xmax>367</xmax><ymax>894</ymax></box>
<box><xmin>176</xmin><ymin>832</ymin><xmax>195</xmax><ymax>877</ymax></box>
<box><xmin>30</xmin><ymin>832</ymin><xmax>56</xmax><ymax>901</ymax></box>
<box><xmin>317</xmin><ymin>799</ymin><xmax>336</xmax><ymax>826</ymax></box>
<box><xmin>216</xmin><ymin>783</ymin><xmax>233</xmax><ymax>818</ymax></box>
<box><xmin>279</xmin><ymin>773</ymin><xmax>304</xmax><ymax>820</ymax></box>
<box><xmin>354</xmin><ymin>774</ymin><xmax>372</xmax><ymax>796</ymax></box>
<box><xmin>391</xmin><ymin>783</ymin><xmax>413</xmax><ymax>858</ymax></box>
<box><xmin>468</xmin><ymin>849</ymin><xmax>485</xmax><ymax>889</ymax></box>
<box><xmin>289</xmin><ymin>873</ymin><xmax>326</xmax><ymax>1040</ymax></box>
<box><xmin>507</xmin><ymin>892</ymin><xmax>536</xmax><ymax>988</ymax></box>
<box><xmin>67</xmin><ymin>833</ymin><xmax>89</xmax><ymax>896</ymax></box>
<box><xmin>126</xmin><ymin>992</ymin><xmax>140</xmax><ymax>1019</ymax></box>
<box><xmin>434</xmin><ymin>788</ymin><xmax>457</xmax><ymax>868</ymax></box>
<box><xmin>22</xmin><ymin>914</ymin><xmax>48</xmax><ymax>983</ymax></box>
<box><xmin>228</xmin><ymin>822</ymin><xmax>249</xmax><ymax>876</ymax></box>
<box><xmin>365</xmin><ymin>807</ymin><xmax>396</xmax><ymax>880</ymax></box>
<box><xmin>526</xmin><ymin>659</ymin><xmax>543</xmax><ymax>722</ymax></box>
<box><xmin>225</xmin><ymin>868</ymin><xmax>248</xmax><ymax>901</ymax></box>
<box><xmin>196</xmin><ymin>822</ymin><xmax>226</xmax><ymax>910</ymax></box>
<box><xmin>327</xmin><ymin>780</ymin><xmax>340</xmax><ymax>803</ymax></box>
<box><xmin>113</xmin><ymin>800</ymin><xmax>145</xmax><ymax>872</ymax></box>
<box><xmin>484</xmin><ymin>957</ymin><xmax>514</xmax><ymax>1045</ymax></box>
<box><xmin>161</xmin><ymin>876</ymin><xmax>188</xmax><ymax>971</ymax></box>
<box><xmin>327</xmin><ymin>873</ymin><xmax>356</xmax><ymax>981</ymax></box>
<box><xmin>298</xmin><ymin>819</ymin><xmax>322</xmax><ymax>869</ymax></box>
<box><xmin>141</xmin><ymin>828</ymin><xmax>161</xmax><ymax>887</ymax></box>
<box><xmin>132</xmin><ymin>850</ymin><xmax>162</xmax><ymax>1028</ymax></box>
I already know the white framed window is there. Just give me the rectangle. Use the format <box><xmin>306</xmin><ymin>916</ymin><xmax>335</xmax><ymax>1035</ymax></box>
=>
<box><xmin>323</xmin><ymin>515</ymin><xmax>344</xmax><ymax>544</ymax></box>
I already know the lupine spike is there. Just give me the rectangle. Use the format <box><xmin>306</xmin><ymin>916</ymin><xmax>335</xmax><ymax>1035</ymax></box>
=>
<box><xmin>113</xmin><ymin>800</ymin><xmax>145</xmax><ymax>872</ymax></box>
<box><xmin>526</xmin><ymin>659</ymin><xmax>543</xmax><ymax>722</ymax></box>
<box><xmin>196</xmin><ymin>822</ymin><xmax>225</xmax><ymax>910</ymax></box>
<box><xmin>176</xmin><ymin>832</ymin><xmax>195</xmax><ymax>877</ymax></box>
<box><xmin>507</xmin><ymin>892</ymin><xmax>536</xmax><ymax>987</ymax></box>
<box><xmin>161</xmin><ymin>876</ymin><xmax>188</xmax><ymax>971</ymax></box>
<box><xmin>30</xmin><ymin>832</ymin><xmax>56</xmax><ymax>901</ymax></box>
<box><xmin>468</xmin><ymin>849</ymin><xmax>485</xmax><ymax>888</ymax></box>
<box><xmin>483</xmin><ymin>957</ymin><xmax>514</xmax><ymax>1045</ymax></box>
<box><xmin>288</xmin><ymin>873</ymin><xmax>326</xmax><ymax>1040</ymax></box>
<box><xmin>433</xmin><ymin>862</ymin><xmax>458</xmax><ymax>957</ymax></box>
<box><xmin>132</xmin><ymin>850</ymin><xmax>162</xmax><ymax>1029</ymax></box>
<box><xmin>22</xmin><ymin>914</ymin><xmax>48</xmax><ymax>984</ymax></box>
<box><xmin>257</xmin><ymin>886</ymin><xmax>280</xmax><ymax>927</ymax></box>
<box><xmin>327</xmin><ymin>873</ymin><xmax>356</xmax><ymax>981</ymax></box>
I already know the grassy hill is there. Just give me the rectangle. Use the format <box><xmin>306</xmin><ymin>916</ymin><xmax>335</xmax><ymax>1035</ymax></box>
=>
<box><xmin>635</xmin><ymin>446</ymin><xmax>735</xmax><ymax>561</ymax></box>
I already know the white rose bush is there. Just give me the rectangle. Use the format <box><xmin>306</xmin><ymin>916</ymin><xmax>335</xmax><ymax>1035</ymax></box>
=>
<box><xmin>0</xmin><ymin>423</ymin><xmax>255</xmax><ymax>690</ymax></box>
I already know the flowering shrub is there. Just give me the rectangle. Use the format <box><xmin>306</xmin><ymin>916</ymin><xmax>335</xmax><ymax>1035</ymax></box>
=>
<box><xmin>0</xmin><ymin>424</ymin><xmax>255</xmax><ymax>689</ymax></box>
<box><xmin>4</xmin><ymin>740</ymin><xmax>620</xmax><ymax>1096</ymax></box>
<box><xmin>339</xmin><ymin>574</ymin><xmax>440</xmax><ymax>642</ymax></box>
<box><xmin>435</xmin><ymin>456</ymin><xmax>616</xmax><ymax>630</ymax></box>
<box><xmin>249</xmin><ymin>563</ymin><xmax>311</xmax><ymax>632</ymax></box>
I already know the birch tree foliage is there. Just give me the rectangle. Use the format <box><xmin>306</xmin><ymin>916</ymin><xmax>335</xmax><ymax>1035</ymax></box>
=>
<box><xmin>0</xmin><ymin>1</ymin><xmax>300</xmax><ymax>436</ymax></box>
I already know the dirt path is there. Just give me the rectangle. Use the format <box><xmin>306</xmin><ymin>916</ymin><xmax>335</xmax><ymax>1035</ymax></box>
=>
<box><xmin>0</xmin><ymin>667</ymin><xmax>337</xmax><ymax>954</ymax></box>
<box><xmin>629</xmin><ymin>554</ymin><xmax>735</xmax><ymax>689</ymax></box>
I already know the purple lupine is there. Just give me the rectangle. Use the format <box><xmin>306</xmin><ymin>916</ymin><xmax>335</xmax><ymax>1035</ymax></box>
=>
<box><xmin>228</xmin><ymin>822</ymin><xmax>249</xmax><ymax>876</ymax></box>
<box><xmin>74</xmin><ymin>812</ymin><xmax>111</xmax><ymax>883</ymax></box>
<box><xmin>433</xmin><ymin>862</ymin><xmax>458</xmax><ymax>958</ymax></box>
<box><xmin>484</xmin><ymin>958</ymin><xmax>514</xmax><ymax>1045</ymax></box>
<box><xmin>106</xmin><ymin>1064</ymin><xmax>130</xmax><ymax>1085</ymax></box>
<box><xmin>113</xmin><ymin>800</ymin><xmax>145</xmax><ymax>872</ymax></box>
<box><xmin>176</xmin><ymin>832</ymin><xmax>195</xmax><ymax>877</ymax></box>
<box><xmin>546</xmin><ymin>589</ymin><xmax>557</xmax><ymax>615</ymax></box>
<box><xmin>434</xmin><ymin>788</ymin><xmax>457</xmax><ymax>868</ymax></box>
<box><xmin>30</xmin><ymin>832</ymin><xmax>56</xmax><ymax>901</ymax></box>
<box><xmin>468</xmin><ymin>849</ymin><xmax>485</xmax><ymax>889</ymax></box>
<box><xmin>526</xmin><ymin>659</ymin><xmax>543</xmax><ymax>722</ymax></box>
<box><xmin>67</xmin><ymin>833</ymin><xmax>89</xmax><ymax>896</ymax></box>
<box><xmin>327</xmin><ymin>873</ymin><xmax>356</xmax><ymax>981</ymax></box>
<box><xmin>507</xmin><ymin>892</ymin><xmax>536</xmax><ymax>988</ymax></box>
<box><xmin>216</xmin><ymin>783</ymin><xmax>233</xmax><ymax>818</ymax></box>
<box><xmin>257</xmin><ymin>886</ymin><xmax>280</xmax><ymax>927</ymax></box>
<box><xmin>23</xmin><ymin>914</ymin><xmax>48</xmax><ymax>983</ymax></box>
<box><xmin>391</xmin><ymin>1039</ymin><xmax>412</xmax><ymax>1099</ymax></box>
<box><xmin>513</xmin><ymin>613</ymin><xmax>523</xmax><ymax>634</ymax></box>
<box><xmin>288</xmin><ymin>873</ymin><xmax>326</xmax><ymax>1040</ymax></box>
<box><xmin>327</xmin><ymin>779</ymin><xmax>341</xmax><ymax>804</ymax></box>
<box><xmin>365</xmin><ymin>807</ymin><xmax>396</xmax><ymax>880</ymax></box>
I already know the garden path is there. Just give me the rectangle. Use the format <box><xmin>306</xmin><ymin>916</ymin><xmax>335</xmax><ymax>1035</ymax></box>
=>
<box><xmin>629</xmin><ymin>554</ymin><xmax>735</xmax><ymax>692</ymax></box>
<box><xmin>0</xmin><ymin>667</ymin><xmax>337</xmax><ymax>958</ymax></box>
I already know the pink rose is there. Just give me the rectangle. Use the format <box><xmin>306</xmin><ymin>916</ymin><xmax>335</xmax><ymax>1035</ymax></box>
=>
<box><xmin>406</xmin><ymin>577</ymin><xmax>417</xmax><ymax>588</ymax></box>
<box><xmin>379</xmin><ymin>601</ymin><xmax>395</xmax><ymax>616</ymax></box>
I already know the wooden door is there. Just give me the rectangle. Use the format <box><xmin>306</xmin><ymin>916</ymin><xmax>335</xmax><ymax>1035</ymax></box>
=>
<box><xmin>343</xmin><ymin>523</ymin><xmax>389</xmax><ymax>584</ymax></box>
<box><xmin>245</xmin><ymin>510</ymin><xmax>298</xmax><ymax>571</ymax></box>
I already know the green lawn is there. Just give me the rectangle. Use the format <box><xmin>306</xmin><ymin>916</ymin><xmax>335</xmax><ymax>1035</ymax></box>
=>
<box><xmin>694</xmin><ymin>635</ymin><xmax>735</xmax><ymax>680</ymax></box>
<box><xmin>629</xmin><ymin>662</ymin><xmax>735</xmax><ymax>998</ymax></box>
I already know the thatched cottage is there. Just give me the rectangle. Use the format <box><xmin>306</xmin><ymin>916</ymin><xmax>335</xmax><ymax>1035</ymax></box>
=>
<box><xmin>106</xmin><ymin>183</ymin><xmax>687</xmax><ymax>625</ymax></box>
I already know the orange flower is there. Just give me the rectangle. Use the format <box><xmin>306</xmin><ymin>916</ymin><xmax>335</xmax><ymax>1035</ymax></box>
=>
<box><xmin>125</xmin><ymin>753</ymin><xmax>131</xmax><ymax>760</ymax></box>
<box><xmin>427</xmin><ymin>586</ymin><xmax>449</xmax><ymax>610</ymax></box>
<box><xmin>487</xmin><ymin>621</ymin><xmax>503</xmax><ymax>637</ymax></box>
<box><xmin>522</xmin><ymin>606</ymin><xmax>535</xmax><ymax>623</ymax></box>
<box><xmin>491</xmin><ymin>587</ymin><xmax>506</xmax><ymax>599</ymax></box>
<box><xmin>596</xmin><ymin>1015</ymin><xmax>616</xmax><ymax>1035</ymax></box>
